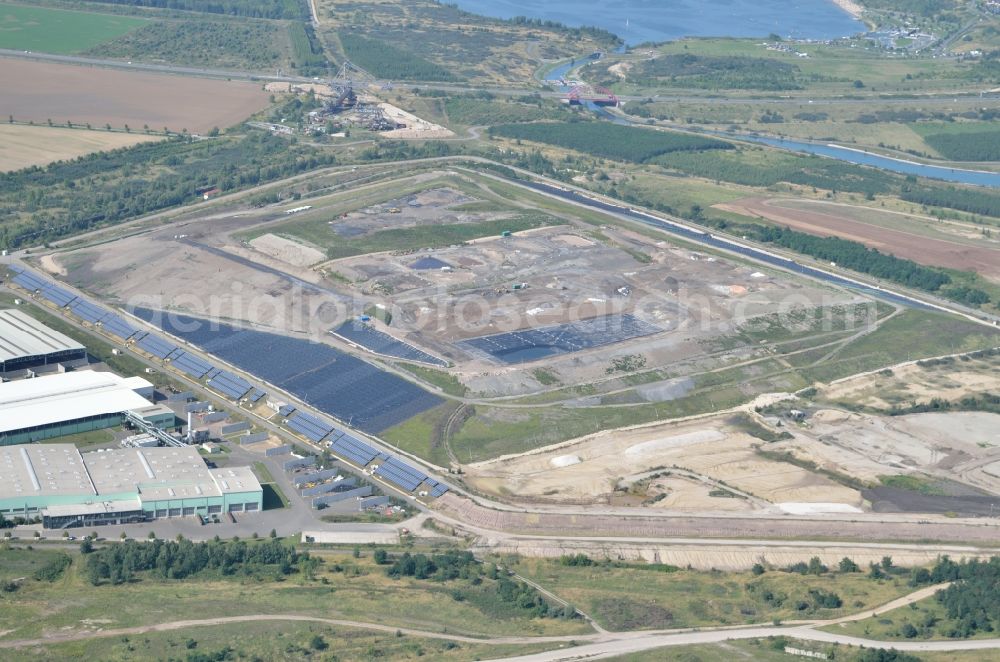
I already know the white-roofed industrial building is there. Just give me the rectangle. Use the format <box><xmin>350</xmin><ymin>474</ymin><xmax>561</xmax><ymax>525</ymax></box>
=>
<box><xmin>0</xmin><ymin>371</ymin><xmax>175</xmax><ymax>446</ymax></box>
<box><xmin>0</xmin><ymin>444</ymin><xmax>262</xmax><ymax>528</ymax></box>
<box><xmin>0</xmin><ymin>308</ymin><xmax>86</xmax><ymax>374</ymax></box>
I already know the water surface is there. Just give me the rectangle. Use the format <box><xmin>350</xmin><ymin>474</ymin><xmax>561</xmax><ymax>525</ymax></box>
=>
<box><xmin>451</xmin><ymin>0</ymin><xmax>863</xmax><ymax>45</ymax></box>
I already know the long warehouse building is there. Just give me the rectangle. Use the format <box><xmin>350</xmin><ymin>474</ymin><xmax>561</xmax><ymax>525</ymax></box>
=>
<box><xmin>0</xmin><ymin>308</ymin><xmax>86</xmax><ymax>374</ymax></box>
<box><xmin>0</xmin><ymin>370</ymin><xmax>175</xmax><ymax>446</ymax></box>
<box><xmin>0</xmin><ymin>444</ymin><xmax>263</xmax><ymax>528</ymax></box>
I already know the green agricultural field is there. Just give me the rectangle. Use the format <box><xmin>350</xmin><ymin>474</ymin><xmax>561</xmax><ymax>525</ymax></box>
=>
<box><xmin>0</xmin><ymin>3</ymin><xmax>147</xmax><ymax>54</ymax></box>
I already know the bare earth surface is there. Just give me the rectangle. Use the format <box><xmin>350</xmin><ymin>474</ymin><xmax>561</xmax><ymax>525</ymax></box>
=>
<box><xmin>0</xmin><ymin>124</ymin><xmax>161</xmax><ymax>171</ymax></box>
<box><xmin>1</xmin><ymin>58</ymin><xmax>270</xmax><ymax>133</ymax></box>
<box><xmin>715</xmin><ymin>197</ymin><xmax>1000</xmax><ymax>279</ymax></box>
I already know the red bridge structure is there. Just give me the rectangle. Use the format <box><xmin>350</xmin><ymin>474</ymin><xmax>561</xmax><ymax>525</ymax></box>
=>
<box><xmin>565</xmin><ymin>84</ymin><xmax>619</xmax><ymax>107</ymax></box>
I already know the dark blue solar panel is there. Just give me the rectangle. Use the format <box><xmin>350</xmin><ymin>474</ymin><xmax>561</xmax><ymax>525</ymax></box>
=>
<box><xmin>460</xmin><ymin>314</ymin><xmax>661</xmax><ymax>364</ymax></box>
<box><xmin>171</xmin><ymin>351</ymin><xmax>213</xmax><ymax>379</ymax></box>
<box><xmin>278</xmin><ymin>404</ymin><xmax>296</xmax><ymax>417</ymax></box>
<box><xmin>286</xmin><ymin>411</ymin><xmax>334</xmax><ymax>443</ymax></box>
<box><xmin>430</xmin><ymin>484</ymin><xmax>449</xmax><ymax>497</ymax></box>
<box><xmin>384</xmin><ymin>456</ymin><xmax>427</xmax><ymax>485</ymax></box>
<box><xmin>11</xmin><ymin>274</ymin><xmax>40</xmax><ymax>291</ymax></box>
<box><xmin>205</xmin><ymin>368</ymin><xmax>222</xmax><ymax>379</ymax></box>
<box><xmin>330</xmin><ymin>435</ymin><xmax>378</xmax><ymax>467</ymax></box>
<box><xmin>208</xmin><ymin>370</ymin><xmax>252</xmax><ymax>400</ymax></box>
<box><xmin>332</xmin><ymin>321</ymin><xmax>447</xmax><ymax>366</ymax></box>
<box><xmin>374</xmin><ymin>459</ymin><xmax>424</xmax><ymax>492</ymax></box>
<box><xmin>11</xmin><ymin>270</ymin><xmax>49</xmax><ymax>292</ymax></box>
<box><xmin>129</xmin><ymin>308</ymin><xmax>443</xmax><ymax>434</ymax></box>
<box><xmin>136</xmin><ymin>334</ymin><xmax>178</xmax><ymax>359</ymax></box>
<box><xmin>69</xmin><ymin>299</ymin><xmax>109</xmax><ymax>324</ymax></box>
<box><xmin>249</xmin><ymin>389</ymin><xmax>266</xmax><ymax>403</ymax></box>
<box><xmin>102</xmin><ymin>314</ymin><xmax>139</xmax><ymax>341</ymax></box>
<box><xmin>286</xmin><ymin>412</ymin><xmax>333</xmax><ymax>443</ymax></box>
<box><xmin>39</xmin><ymin>285</ymin><xmax>77</xmax><ymax>307</ymax></box>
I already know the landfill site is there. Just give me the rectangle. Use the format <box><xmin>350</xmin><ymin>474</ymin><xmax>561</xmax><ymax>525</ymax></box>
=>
<box><xmin>26</xmin><ymin>168</ymin><xmax>1000</xmax><ymax>540</ymax></box>
<box><xmin>45</xmin><ymin>174</ymin><xmax>861</xmax><ymax>400</ymax></box>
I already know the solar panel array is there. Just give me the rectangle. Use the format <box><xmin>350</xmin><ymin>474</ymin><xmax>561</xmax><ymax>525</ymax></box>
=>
<box><xmin>332</xmin><ymin>321</ymin><xmax>447</xmax><ymax>367</ymax></box>
<box><xmin>101</xmin><ymin>314</ymin><xmax>140</xmax><ymax>341</ymax></box>
<box><xmin>171</xmin><ymin>351</ymin><xmax>213</xmax><ymax>379</ymax></box>
<box><xmin>374</xmin><ymin>456</ymin><xmax>426</xmax><ymax>492</ymax></box>
<box><xmin>136</xmin><ymin>333</ymin><xmax>178</xmax><ymax>359</ymax></box>
<box><xmin>426</xmin><ymin>478</ymin><xmax>450</xmax><ymax>498</ymax></box>
<box><xmin>328</xmin><ymin>433</ymin><xmax>378</xmax><ymax>467</ymax></box>
<box><xmin>248</xmin><ymin>389</ymin><xmax>266</xmax><ymax>403</ymax></box>
<box><xmin>69</xmin><ymin>299</ymin><xmax>109</xmax><ymax>325</ymax></box>
<box><xmin>278</xmin><ymin>404</ymin><xmax>296</xmax><ymax>417</ymax></box>
<box><xmin>207</xmin><ymin>369</ymin><xmax>253</xmax><ymax>401</ymax></box>
<box><xmin>41</xmin><ymin>284</ymin><xmax>77</xmax><ymax>307</ymax></box>
<box><xmin>10</xmin><ymin>268</ymin><xmax>79</xmax><ymax>308</ymax></box>
<box><xmin>286</xmin><ymin>411</ymin><xmax>334</xmax><ymax>443</ymax></box>
<box><xmin>129</xmin><ymin>308</ymin><xmax>443</xmax><ymax>434</ymax></box>
<box><xmin>460</xmin><ymin>313</ymin><xmax>662</xmax><ymax>365</ymax></box>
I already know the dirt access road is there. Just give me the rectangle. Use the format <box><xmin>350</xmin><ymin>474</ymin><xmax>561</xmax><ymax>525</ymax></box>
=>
<box><xmin>3</xmin><ymin>584</ymin><xmax>996</xmax><ymax>661</ymax></box>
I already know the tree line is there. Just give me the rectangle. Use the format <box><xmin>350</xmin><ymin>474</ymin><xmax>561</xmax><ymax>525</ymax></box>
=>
<box><xmin>697</xmin><ymin>217</ymin><xmax>992</xmax><ymax>307</ymax></box>
<box><xmin>84</xmin><ymin>0</ymin><xmax>310</xmax><ymax>20</ymax></box>
<box><xmin>0</xmin><ymin>132</ymin><xmax>336</xmax><ymax>251</ymax></box>
<box><xmin>380</xmin><ymin>550</ymin><xmax>577</xmax><ymax>620</ymax></box>
<box><xmin>82</xmin><ymin>537</ymin><xmax>300</xmax><ymax>585</ymax></box>
<box><xmin>901</xmin><ymin>185</ymin><xmax>1000</xmax><ymax>218</ymax></box>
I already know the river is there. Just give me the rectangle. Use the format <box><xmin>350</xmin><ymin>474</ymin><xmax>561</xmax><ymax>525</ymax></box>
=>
<box><xmin>728</xmin><ymin>134</ymin><xmax>1000</xmax><ymax>188</ymax></box>
<box><xmin>450</xmin><ymin>0</ymin><xmax>863</xmax><ymax>45</ymax></box>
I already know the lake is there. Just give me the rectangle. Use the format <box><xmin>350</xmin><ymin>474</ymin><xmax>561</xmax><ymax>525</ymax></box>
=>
<box><xmin>450</xmin><ymin>0</ymin><xmax>864</xmax><ymax>45</ymax></box>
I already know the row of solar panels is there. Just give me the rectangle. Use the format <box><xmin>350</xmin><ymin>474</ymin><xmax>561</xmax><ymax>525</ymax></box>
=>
<box><xmin>11</xmin><ymin>269</ymin><xmax>78</xmax><ymax>308</ymax></box>
<box><xmin>171</xmin><ymin>351</ymin><xmax>214</xmax><ymax>379</ymax></box>
<box><xmin>9</xmin><ymin>267</ymin><xmax>447</xmax><ymax>496</ymax></box>
<box><xmin>323</xmin><ymin>429</ymin><xmax>449</xmax><ymax>497</ymax></box>
<box><xmin>207</xmin><ymin>369</ymin><xmax>253</xmax><ymax>401</ymax></box>
<box><xmin>285</xmin><ymin>411</ymin><xmax>334</xmax><ymax>443</ymax></box>
<box><xmin>10</xmin><ymin>266</ymin><xmax>143</xmax><ymax>342</ymax></box>
<box><xmin>374</xmin><ymin>456</ymin><xmax>427</xmax><ymax>492</ymax></box>
<box><xmin>8</xmin><ymin>267</ymin><xmax>266</xmax><ymax>403</ymax></box>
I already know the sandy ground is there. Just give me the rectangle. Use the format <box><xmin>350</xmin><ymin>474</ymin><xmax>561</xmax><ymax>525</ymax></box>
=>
<box><xmin>830</xmin><ymin>0</ymin><xmax>865</xmax><ymax>19</ymax></box>
<box><xmin>50</xmin><ymin>213</ymin><xmax>346</xmax><ymax>335</ymax></box>
<box><xmin>379</xmin><ymin>102</ymin><xmax>455</xmax><ymax>139</ymax></box>
<box><xmin>821</xmin><ymin>357</ymin><xmax>1000</xmax><ymax>409</ymax></box>
<box><xmin>0</xmin><ymin>124</ymin><xmax>161</xmax><ymax>172</ymax></box>
<box><xmin>264</xmin><ymin>82</ymin><xmax>335</xmax><ymax>96</ymax></box>
<box><xmin>249</xmin><ymin>233</ymin><xmax>326</xmax><ymax>268</ymax></box>
<box><xmin>465</xmin><ymin>417</ymin><xmax>861</xmax><ymax>510</ymax></box>
<box><xmin>715</xmin><ymin>197</ymin><xmax>1000</xmax><ymax>279</ymax></box>
<box><xmin>2</xmin><ymin>58</ymin><xmax>270</xmax><ymax>133</ymax></box>
<box><xmin>481</xmin><ymin>539</ymin><xmax>965</xmax><ymax>571</ymax></box>
<box><xmin>774</xmin><ymin>409</ymin><xmax>1000</xmax><ymax>493</ymax></box>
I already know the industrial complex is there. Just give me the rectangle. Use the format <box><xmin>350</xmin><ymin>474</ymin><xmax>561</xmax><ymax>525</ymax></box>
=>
<box><xmin>0</xmin><ymin>444</ymin><xmax>262</xmax><ymax>528</ymax></box>
<box><xmin>0</xmin><ymin>370</ymin><xmax>174</xmax><ymax>446</ymax></box>
<box><xmin>0</xmin><ymin>303</ymin><xmax>266</xmax><ymax>530</ymax></box>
